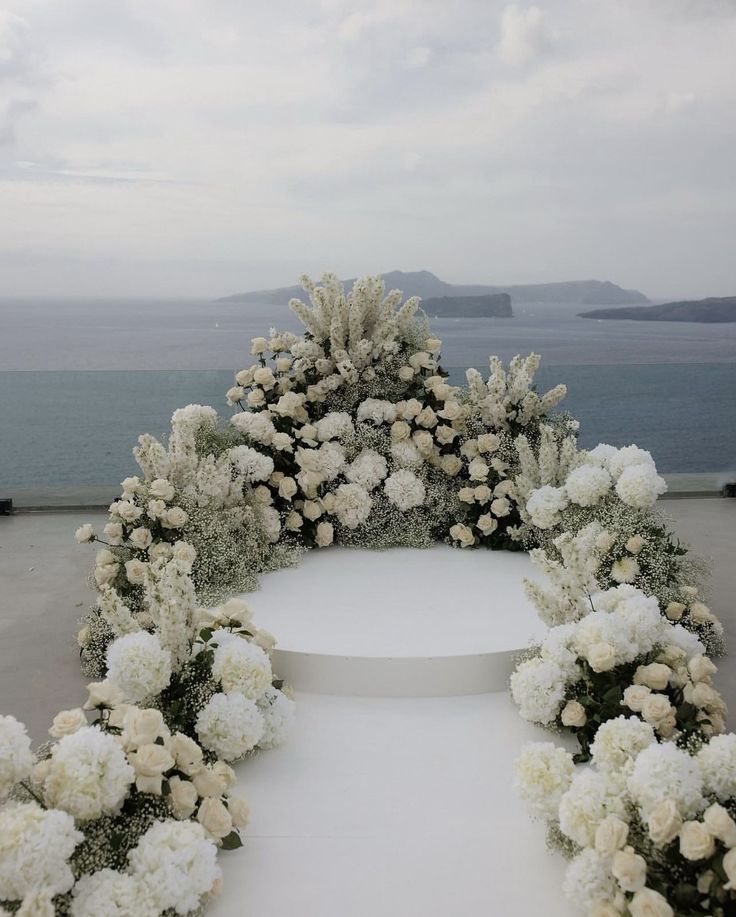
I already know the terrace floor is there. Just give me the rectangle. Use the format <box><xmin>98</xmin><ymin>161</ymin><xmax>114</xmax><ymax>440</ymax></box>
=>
<box><xmin>0</xmin><ymin>499</ymin><xmax>734</xmax><ymax>916</ymax></box>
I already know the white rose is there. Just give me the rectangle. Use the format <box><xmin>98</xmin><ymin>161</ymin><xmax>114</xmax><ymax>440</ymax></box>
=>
<box><xmin>647</xmin><ymin>799</ymin><xmax>682</xmax><ymax>846</ymax></box>
<box><xmin>595</xmin><ymin>815</ymin><xmax>629</xmax><ymax>857</ymax></box>
<box><xmin>124</xmin><ymin>558</ymin><xmax>148</xmax><ymax>585</ymax></box>
<box><xmin>94</xmin><ymin>563</ymin><xmax>119</xmax><ymax>587</ymax></box>
<box><xmin>703</xmin><ymin>803</ymin><xmax>736</xmax><ymax>847</ymax></box>
<box><xmin>121</xmin><ymin>476</ymin><xmax>141</xmax><ymax>494</ymax></box>
<box><xmin>629</xmin><ymin>888</ymin><xmax>674</xmax><ymax>917</ymax></box>
<box><xmin>122</xmin><ymin>707</ymin><xmax>167</xmax><ymax>749</ymax></box>
<box><xmin>197</xmin><ymin>796</ymin><xmax>233</xmax><ymax>840</ymax></box>
<box><xmin>168</xmin><ymin>775</ymin><xmax>198</xmax><ymax>819</ymax></box>
<box><xmin>228</xmin><ymin>795</ymin><xmax>250</xmax><ymax>828</ymax></box>
<box><xmin>634</xmin><ymin>663</ymin><xmax>671</xmax><ymax>691</ymax></box>
<box><xmin>130</xmin><ymin>743</ymin><xmax>175</xmax><ymax>794</ymax></box>
<box><xmin>641</xmin><ymin>693</ymin><xmax>674</xmax><ymax>726</ymax></box>
<box><xmin>74</xmin><ymin>524</ymin><xmax>95</xmax><ymax>543</ymax></box>
<box><xmin>587</xmin><ymin>642</ymin><xmax>616</xmax><ymax>673</ymax></box>
<box><xmin>163</xmin><ymin>506</ymin><xmax>188</xmax><ymax>529</ymax></box>
<box><xmin>147</xmin><ymin>499</ymin><xmax>167</xmax><ymax>520</ymax></box>
<box><xmin>278</xmin><ymin>477</ymin><xmax>298</xmax><ymax>500</ymax></box>
<box><xmin>440</xmin><ymin>455</ymin><xmax>462</xmax><ymax>476</ymax></box>
<box><xmin>83</xmin><ymin>680</ymin><xmax>123</xmax><ymax>710</ymax></box>
<box><xmin>665</xmin><ymin>601</ymin><xmax>685</xmax><ymax>621</ymax></box>
<box><xmin>235</xmin><ymin>367</ymin><xmax>255</xmax><ymax>386</ymax></box>
<box><xmin>49</xmin><ymin>708</ymin><xmax>87</xmax><ymax>738</ymax></box>
<box><xmin>253</xmin><ymin>628</ymin><xmax>277</xmax><ymax>652</ymax></box>
<box><xmin>679</xmin><ymin>821</ymin><xmax>716</xmax><ymax>861</ymax></box>
<box><xmin>690</xmin><ymin>601</ymin><xmax>715</xmax><ymax>624</ymax></box>
<box><xmin>622</xmin><ymin>684</ymin><xmax>651</xmax><ymax>713</ymax></box>
<box><xmin>626</xmin><ymin>534</ymin><xmax>645</xmax><ymax>554</ymax></box>
<box><xmin>128</xmin><ymin>527</ymin><xmax>153</xmax><ymax>550</ymax></box>
<box><xmin>477</xmin><ymin>433</ymin><xmax>500</xmax><ymax>453</ymax></box>
<box><xmin>595</xmin><ymin>531</ymin><xmax>615</xmax><ymax>553</ymax></box>
<box><xmin>250</xmin><ymin>336</ymin><xmax>269</xmax><ymax>354</ymax></box>
<box><xmin>560</xmin><ymin>700</ymin><xmax>587</xmax><ymax>728</ymax></box>
<box><xmin>449</xmin><ymin>523</ymin><xmax>474</xmax><ymax>548</ymax></box>
<box><xmin>476</xmin><ymin>514</ymin><xmax>498</xmax><ymax>535</ymax></box>
<box><xmin>193</xmin><ymin>765</ymin><xmax>229</xmax><ymax>798</ymax></box>
<box><xmin>612</xmin><ymin>846</ymin><xmax>647</xmax><ymax>892</ymax></box>
<box><xmin>723</xmin><ymin>847</ymin><xmax>736</xmax><ymax>890</ymax></box>
<box><xmin>315</xmin><ymin>522</ymin><xmax>334</xmax><ymax>548</ymax></box>
<box><xmin>149</xmin><ymin>478</ymin><xmax>176</xmax><ymax>501</ymax></box>
<box><xmin>167</xmin><ymin>732</ymin><xmax>204</xmax><ymax>776</ymax></box>
<box><xmin>103</xmin><ymin>522</ymin><xmax>124</xmax><ymax>544</ymax></box>
<box><xmin>398</xmin><ymin>365</ymin><xmax>415</xmax><ymax>382</ymax></box>
<box><xmin>226</xmin><ymin>385</ymin><xmax>245</xmax><ymax>405</ymax></box>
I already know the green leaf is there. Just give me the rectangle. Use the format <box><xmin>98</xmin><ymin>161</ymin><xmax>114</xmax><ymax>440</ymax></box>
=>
<box><xmin>221</xmin><ymin>831</ymin><xmax>243</xmax><ymax>850</ymax></box>
<box><xmin>199</xmin><ymin>628</ymin><xmax>214</xmax><ymax>643</ymax></box>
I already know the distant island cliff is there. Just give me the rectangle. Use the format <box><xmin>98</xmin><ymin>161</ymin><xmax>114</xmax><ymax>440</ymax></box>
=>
<box><xmin>218</xmin><ymin>270</ymin><xmax>648</xmax><ymax>310</ymax></box>
<box><xmin>422</xmin><ymin>293</ymin><xmax>512</xmax><ymax>317</ymax></box>
<box><xmin>579</xmin><ymin>296</ymin><xmax>736</xmax><ymax>323</ymax></box>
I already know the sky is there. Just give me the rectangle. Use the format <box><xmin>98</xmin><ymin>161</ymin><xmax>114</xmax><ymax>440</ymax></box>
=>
<box><xmin>1</xmin><ymin>0</ymin><xmax>735</xmax><ymax>299</ymax></box>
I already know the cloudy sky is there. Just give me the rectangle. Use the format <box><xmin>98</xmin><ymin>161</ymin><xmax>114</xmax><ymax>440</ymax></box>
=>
<box><xmin>1</xmin><ymin>0</ymin><xmax>735</xmax><ymax>299</ymax></box>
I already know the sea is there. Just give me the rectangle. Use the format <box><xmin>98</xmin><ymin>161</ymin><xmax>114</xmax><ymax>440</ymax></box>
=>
<box><xmin>1</xmin><ymin>298</ymin><xmax>735</xmax><ymax>492</ymax></box>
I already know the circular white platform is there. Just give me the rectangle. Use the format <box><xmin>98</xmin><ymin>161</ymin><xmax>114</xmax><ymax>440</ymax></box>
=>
<box><xmin>241</xmin><ymin>545</ymin><xmax>546</xmax><ymax>696</ymax></box>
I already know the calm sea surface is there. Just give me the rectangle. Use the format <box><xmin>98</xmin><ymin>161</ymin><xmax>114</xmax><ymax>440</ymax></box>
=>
<box><xmin>1</xmin><ymin>298</ymin><xmax>735</xmax><ymax>489</ymax></box>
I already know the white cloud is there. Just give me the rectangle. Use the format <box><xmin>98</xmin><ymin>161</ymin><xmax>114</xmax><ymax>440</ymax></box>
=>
<box><xmin>497</xmin><ymin>4</ymin><xmax>550</xmax><ymax>65</ymax></box>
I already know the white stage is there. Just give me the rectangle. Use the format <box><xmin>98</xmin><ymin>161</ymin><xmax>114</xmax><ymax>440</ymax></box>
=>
<box><xmin>243</xmin><ymin>546</ymin><xmax>548</xmax><ymax>695</ymax></box>
<box><xmin>214</xmin><ymin>547</ymin><xmax>569</xmax><ymax>916</ymax></box>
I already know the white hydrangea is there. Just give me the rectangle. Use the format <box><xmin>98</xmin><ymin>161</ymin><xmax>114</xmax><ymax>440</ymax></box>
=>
<box><xmin>697</xmin><ymin>734</ymin><xmax>736</xmax><ymax>802</ymax></box>
<box><xmin>574</xmin><ymin>587</ymin><xmax>664</xmax><ymax>667</ymax></box>
<box><xmin>627</xmin><ymin>743</ymin><xmax>706</xmax><ymax>820</ymax></box>
<box><xmin>590</xmin><ymin>716</ymin><xmax>656</xmax><ymax>773</ymax></box>
<box><xmin>257</xmin><ymin>687</ymin><xmax>296</xmax><ymax>749</ymax></box>
<box><xmin>230</xmin><ymin>410</ymin><xmax>275</xmax><ymax>444</ymax></box>
<box><xmin>390</xmin><ymin>440</ymin><xmax>423</xmax><ymax>468</ymax></box>
<box><xmin>563</xmin><ymin>849</ymin><xmax>618</xmax><ymax>913</ymax></box>
<box><xmin>0</xmin><ymin>802</ymin><xmax>83</xmax><ymax>900</ymax></box>
<box><xmin>196</xmin><ymin>691</ymin><xmax>264</xmax><ymax>761</ymax></box>
<box><xmin>514</xmin><ymin>742</ymin><xmax>575</xmax><ymax>819</ymax></box>
<box><xmin>564</xmin><ymin>464</ymin><xmax>612</xmax><ymax>507</ymax></box>
<box><xmin>332</xmin><ymin>482</ymin><xmax>373</xmax><ymax>529</ymax></box>
<box><xmin>127</xmin><ymin>819</ymin><xmax>221</xmax><ymax>915</ymax></box>
<box><xmin>70</xmin><ymin>869</ymin><xmax>158</xmax><ymax>917</ymax></box>
<box><xmin>615</xmin><ymin>464</ymin><xmax>667</xmax><ymax>508</ymax></box>
<box><xmin>586</xmin><ymin>443</ymin><xmax>618</xmax><ymax>467</ymax></box>
<box><xmin>315</xmin><ymin>412</ymin><xmax>353</xmax><ymax>441</ymax></box>
<box><xmin>212</xmin><ymin>634</ymin><xmax>272</xmax><ymax>699</ymax></box>
<box><xmin>356</xmin><ymin>398</ymin><xmax>397</xmax><ymax>425</ymax></box>
<box><xmin>319</xmin><ymin>441</ymin><xmax>346</xmax><ymax>480</ymax></box>
<box><xmin>0</xmin><ymin>715</ymin><xmax>34</xmax><ymax>798</ymax></box>
<box><xmin>384</xmin><ymin>469</ymin><xmax>426</xmax><ymax>511</ymax></box>
<box><xmin>526</xmin><ymin>485</ymin><xmax>568</xmax><ymax>529</ymax></box>
<box><xmin>228</xmin><ymin>445</ymin><xmax>274</xmax><ymax>483</ymax></box>
<box><xmin>345</xmin><ymin>449</ymin><xmax>388</xmax><ymax>490</ymax></box>
<box><xmin>171</xmin><ymin>404</ymin><xmax>218</xmax><ymax>433</ymax></box>
<box><xmin>45</xmin><ymin>726</ymin><xmax>135</xmax><ymax>820</ymax></box>
<box><xmin>607</xmin><ymin>445</ymin><xmax>656</xmax><ymax>480</ymax></box>
<box><xmin>510</xmin><ymin>657</ymin><xmax>567</xmax><ymax>724</ymax></box>
<box><xmin>558</xmin><ymin>769</ymin><xmax>628</xmax><ymax>847</ymax></box>
<box><xmin>106</xmin><ymin>632</ymin><xmax>172</xmax><ymax>704</ymax></box>
<box><xmin>539</xmin><ymin>624</ymin><xmax>581</xmax><ymax>681</ymax></box>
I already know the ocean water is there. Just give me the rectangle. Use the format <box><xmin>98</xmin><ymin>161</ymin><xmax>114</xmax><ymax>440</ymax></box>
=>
<box><xmin>0</xmin><ymin>298</ymin><xmax>734</xmax><ymax>490</ymax></box>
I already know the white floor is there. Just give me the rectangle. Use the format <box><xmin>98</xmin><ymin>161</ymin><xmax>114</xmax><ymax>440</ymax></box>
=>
<box><xmin>213</xmin><ymin>547</ymin><xmax>570</xmax><ymax>916</ymax></box>
<box><xmin>212</xmin><ymin>691</ymin><xmax>570</xmax><ymax>917</ymax></box>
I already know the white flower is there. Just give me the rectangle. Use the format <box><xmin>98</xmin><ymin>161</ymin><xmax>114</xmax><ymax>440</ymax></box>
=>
<box><xmin>49</xmin><ymin>708</ymin><xmax>87</xmax><ymax>739</ymax></box>
<box><xmin>565</xmin><ymin>464</ymin><xmax>612</xmax><ymax>506</ymax></box>
<box><xmin>510</xmin><ymin>657</ymin><xmax>566</xmax><ymax>724</ymax></box>
<box><xmin>228</xmin><ymin>445</ymin><xmax>274</xmax><ymax>483</ymax></box>
<box><xmin>127</xmin><ymin>819</ymin><xmax>220</xmax><ymax>915</ymax></box>
<box><xmin>514</xmin><ymin>742</ymin><xmax>574</xmax><ymax>818</ymax></box>
<box><xmin>345</xmin><ymin>450</ymin><xmax>388</xmax><ymax>490</ymax></box>
<box><xmin>563</xmin><ymin>849</ymin><xmax>618</xmax><ymax>914</ymax></box>
<box><xmin>332</xmin><ymin>482</ymin><xmax>373</xmax><ymax>529</ymax></box>
<box><xmin>70</xmin><ymin>869</ymin><xmax>158</xmax><ymax>917</ymax></box>
<box><xmin>628</xmin><ymin>743</ymin><xmax>706</xmax><ymax>820</ymax></box>
<box><xmin>526</xmin><ymin>485</ymin><xmax>568</xmax><ymax>529</ymax></box>
<box><xmin>0</xmin><ymin>715</ymin><xmax>34</xmax><ymax>798</ymax></box>
<box><xmin>607</xmin><ymin>445</ymin><xmax>656</xmax><ymax>479</ymax></box>
<box><xmin>74</xmin><ymin>523</ymin><xmax>95</xmax><ymax>543</ymax></box>
<box><xmin>230</xmin><ymin>410</ymin><xmax>275</xmax><ymax>444</ymax></box>
<box><xmin>356</xmin><ymin>398</ymin><xmax>396</xmax><ymax>425</ymax></box>
<box><xmin>390</xmin><ymin>440</ymin><xmax>423</xmax><ymax>468</ymax></box>
<box><xmin>315</xmin><ymin>521</ymin><xmax>334</xmax><ymax>547</ymax></box>
<box><xmin>629</xmin><ymin>888</ymin><xmax>674</xmax><ymax>917</ymax></box>
<box><xmin>590</xmin><ymin>716</ymin><xmax>656</xmax><ymax>773</ymax></box>
<box><xmin>0</xmin><ymin>803</ymin><xmax>82</xmax><ymax>900</ymax></box>
<box><xmin>679</xmin><ymin>820</ymin><xmax>716</xmax><ymax>861</ymax></box>
<box><xmin>697</xmin><ymin>733</ymin><xmax>736</xmax><ymax>801</ymax></box>
<box><xmin>257</xmin><ymin>687</ymin><xmax>296</xmax><ymax>748</ymax></box>
<box><xmin>212</xmin><ymin>634</ymin><xmax>272</xmax><ymax>699</ymax></box>
<box><xmin>615</xmin><ymin>464</ymin><xmax>667</xmax><ymax>508</ymax></box>
<box><xmin>559</xmin><ymin>769</ymin><xmax>628</xmax><ymax>847</ymax></box>
<box><xmin>612</xmin><ymin>846</ymin><xmax>647</xmax><ymax>892</ymax></box>
<box><xmin>149</xmin><ymin>478</ymin><xmax>176</xmax><ymax>501</ymax></box>
<box><xmin>384</xmin><ymin>469</ymin><xmax>426</xmax><ymax>511</ymax></box>
<box><xmin>162</xmin><ymin>505</ymin><xmax>188</xmax><ymax>528</ymax></box>
<box><xmin>45</xmin><ymin>726</ymin><xmax>135</xmax><ymax>820</ymax></box>
<box><xmin>314</xmin><ymin>411</ymin><xmax>353</xmax><ymax>441</ymax></box>
<box><xmin>611</xmin><ymin>556</ymin><xmax>640</xmax><ymax>583</ymax></box>
<box><xmin>106</xmin><ymin>632</ymin><xmax>172</xmax><ymax>703</ymax></box>
<box><xmin>259</xmin><ymin>505</ymin><xmax>282</xmax><ymax>543</ymax></box>
<box><xmin>196</xmin><ymin>692</ymin><xmax>264</xmax><ymax>761</ymax></box>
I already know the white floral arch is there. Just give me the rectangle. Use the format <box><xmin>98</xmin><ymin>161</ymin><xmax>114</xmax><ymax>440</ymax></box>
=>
<box><xmin>0</xmin><ymin>273</ymin><xmax>729</xmax><ymax>917</ymax></box>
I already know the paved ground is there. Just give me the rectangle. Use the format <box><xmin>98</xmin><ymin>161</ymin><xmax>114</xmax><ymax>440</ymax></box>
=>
<box><xmin>0</xmin><ymin>501</ymin><xmax>734</xmax><ymax>745</ymax></box>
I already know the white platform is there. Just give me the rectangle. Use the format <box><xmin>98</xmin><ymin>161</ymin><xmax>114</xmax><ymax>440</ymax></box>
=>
<box><xmin>242</xmin><ymin>546</ymin><xmax>547</xmax><ymax>696</ymax></box>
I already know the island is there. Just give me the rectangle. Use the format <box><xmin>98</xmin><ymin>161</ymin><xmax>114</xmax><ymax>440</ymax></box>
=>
<box><xmin>579</xmin><ymin>296</ymin><xmax>736</xmax><ymax>323</ymax></box>
<box><xmin>422</xmin><ymin>293</ymin><xmax>512</xmax><ymax>318</ymax></box>
<box><xmin>218</xmin><ymin>270</ymin><xmax>648</xmax><ymax>308</ymax></box>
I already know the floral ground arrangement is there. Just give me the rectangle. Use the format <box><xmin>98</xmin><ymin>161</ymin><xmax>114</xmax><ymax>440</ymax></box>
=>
<box><xmin>0</xmin><ymin>272</ymin><xmax>729</xmax><ymax>915</ymax></box>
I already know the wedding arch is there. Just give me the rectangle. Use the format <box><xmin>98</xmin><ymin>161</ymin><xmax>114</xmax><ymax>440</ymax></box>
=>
<box><xmin>0</xmin><ymin>273</ymin><xmax>730</xmax><ymax>917</ymax></box>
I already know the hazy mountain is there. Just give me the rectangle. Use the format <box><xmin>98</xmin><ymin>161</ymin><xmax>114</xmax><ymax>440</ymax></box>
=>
<box><xmin>579</xmin><ymin>296</ymin><xmax>736</xmax><ymax>323</ymax></box>
<box><xmin>422</xmin><ymin>293</ymin><xmax>512</xmax><ymax>317</ymax></box>
<box><xmin>218</xmin><ymin>270</ymin><xmax>649</xmax><ymax>306</ymax></box>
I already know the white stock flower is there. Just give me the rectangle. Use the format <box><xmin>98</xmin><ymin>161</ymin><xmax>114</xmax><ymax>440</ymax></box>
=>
<box><xmin>384</xmin><ymin>469</ymin><xmax>426</xmax><ymax>511</ymax></box>
<box><xmin>0</xmin><ymin>803</ymin><xmax>82</xmax><ymax>900</ymax></box>
<box><xmin>45</xmin><ymin>726</ymin><xmax>135</xmax><ymax>820</ymax></box>
<box><xmin>106</xmin><ymin>632</ymin><xmax>172</xmax><ymax>703</ymax></box>
<box><xmin>0</xmin><ymin>715</ymin><xmax>34</xmax><ymax>797</ymax></box>
<box><xmin>196</xmin><ymin>692</ymin><xmax>265</xmax><ymax>761</ymax></box>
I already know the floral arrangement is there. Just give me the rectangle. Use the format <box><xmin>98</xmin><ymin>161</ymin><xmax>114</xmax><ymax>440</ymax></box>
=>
<box><xmin>0</xmin><ymin>272</ymin><xmax>722</xmax><ymax>914</ymax></box>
